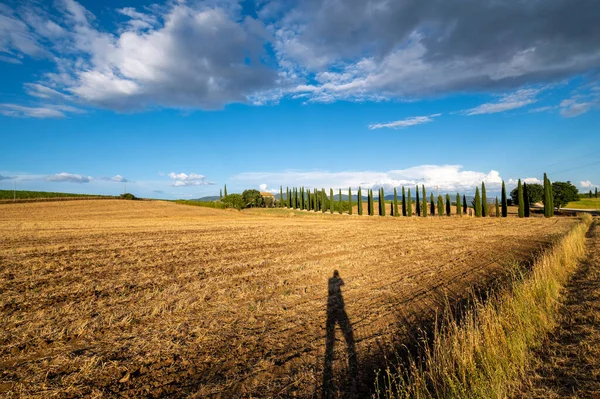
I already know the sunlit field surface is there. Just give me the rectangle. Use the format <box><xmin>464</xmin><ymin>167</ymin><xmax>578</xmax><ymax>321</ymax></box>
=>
<box><xmin>0</xmin><ymin>200</ymin><xmax>576</xmax><ymax>397</ymax></box>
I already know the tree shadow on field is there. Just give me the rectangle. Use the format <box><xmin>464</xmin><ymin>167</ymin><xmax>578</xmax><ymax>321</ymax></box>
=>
<box><xmin>322</xmin><ymin>270</ymin><xmax>358</xmax><ymax>398</ymax></box>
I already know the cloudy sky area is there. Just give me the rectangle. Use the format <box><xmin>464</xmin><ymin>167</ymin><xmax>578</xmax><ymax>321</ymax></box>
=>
<box><xmin>1</xmin><ymin>0</ymin><xmax>599</xmax><ymax>198</ymax></box>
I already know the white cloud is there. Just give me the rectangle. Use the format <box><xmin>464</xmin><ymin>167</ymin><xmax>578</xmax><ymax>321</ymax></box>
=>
<box><xmin>233</xmin><ymin>165</ymin><xmax>504</xmax><ymax>193</ymax></box>
<box><xmin>559</xmin><ymin>99</ymin><xmax>595</xmax><ymax>118</ymax></box>
<box><xmin>45</xmin><ymin>172</ymin><xmax>92</xmax><ymax>183</ymax></box>
<box><xmin>464</xmin><ymin>88</ymin><xmax>540</xmax><ymax>115</ymax></box>
<box><xmin>0</xmin><ymin>103</ymin><xmax>66</xmax><ymax>118</ymax></box>
<box><xmin>507</xmin><ymin>177</ymin><xmax>542</xmax><ymax>187</ymax></box>
<box><xmin>168</xmin><ymin>172</ymin><xmax>213</xmax><ymax>187</ymax></box>
<box><xmin>369</xmin><ymin>113</ymin><xmax>440</xmax><ymax>130</ymax></box>
<box><xmin>259</xmin><ymin>183</ymin><xmax>268</xmax><ymax>191</ymax></box>
<box><xmin>580</xmin><ymin>180</ymin><xmax>597</xmax><ymax>189</ymax></box>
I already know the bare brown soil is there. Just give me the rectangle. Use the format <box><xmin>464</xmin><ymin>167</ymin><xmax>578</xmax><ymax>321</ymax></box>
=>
<box><xmin>517</xmin><ymin>219</ymin><xmax>600</xmax><ymax>398</ymax></box>
<box><xmin>0</xmin><ymin>200</ymin><xmax>575</xmax><ymax>398</ymax></box>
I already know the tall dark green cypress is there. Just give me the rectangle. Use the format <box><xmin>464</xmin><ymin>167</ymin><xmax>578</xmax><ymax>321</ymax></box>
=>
<box><xmin>456</xmin><ymin>193</ymin><xmax>461</xmax><ymax>216</ymax></box>
<box><xmin>463</xmin><ymin>194</ymin><xmax>467</xmax><ymax>215</ymax></box>
<box><xmin>367</xmin><ymin>190</ymin><xmax>371</xmax><ymax>216</ymax></box>
<box><xmin>517</xmin><ymin>179</ymin><xmax>524</xmax><ymax>218</ymax></box>
<box><xmin>380</xmin><ymin>188</ymin><xmax>386</xmax><ymax>216</ymax></box>
<box><xmin>523</xmin><ymin>183</ymin><xmax>530</xmax><ymax>217</ymax></box>
<box><xmin>495</xmin><ymin>197</ymin><xmax>500</xmax><ymax>217</ymax></box>
<box><xmin>322</xmin><ymin>189</ymin><xmax>327</xmax><ymax>213</ymax></box>
<box><xmin>300</xmin><ymin>187</ymin><xmax>304</xmax><ymax>209</ymax></box>
<box><xmin>358</xmin><ymin>187</ymin><xmax>363</xmax><ymax>215</ymax></box>
<box><xmin>338</xmin><ymin>188</ymin><xmax>342</xmax><ymax>214</ymax></box>
<box><xmin>430</xmin><ymin>193</ymin><xmax>435</xmax><ymax>216</ymax></box>
<box><xmin>279</xmin><ymin>186</ymin><xmax>283</xmax><ymax>207</ymax></box>
<box><xmin>481</xmin><ymin>182</ymin><xmax>487</xmax><ymax>217</ymax></box>
<box><xmin>544</xmin><ymin>173</ymin><xmax>553</xmax><ymax>217</ymax></box>
<box><xmin>377</xmin><ymin>188</ymin><xmax>382</xmax><ymax>216</ymax></box>
<box><xmin>369</xmin><ymin>189</ymin><xmax>374</xmax><ymax>216</ymax></box>
<box><xmin>501</xmin><ymin>181</ymin><xmax>508</xmax><ymax>217</ymax></box>
<box><xmin>596</xmin><ymin>187</ymin><xmax>598</xmax><ymax>198</ymax></box>
<box><xmin>287</xmin><ymin>187</ymin><xmax>290</xmax><ymax>208</ymax></box>
<box><xmin>445</xmin><ymin>194</ymin><xmax>451</xmax><ymax>216</ymax></box>
<box><xmin>407</xmin><ymin>188</ymin><xmax>413</xmax><ymax>216</ymax></box>
<box><xmin>415</xmin><ymin>186</ymin><xmax>421</xmax><ymax>216</ymax></box>
<box><xmin>330</xmin><ymin>189</ymin><xmax>334</xmax><ymax>214</ymax></box>
<box><xmin>401</xmin><ymin>187</ymin><xmax>407</xmax><ymax>216</ymax></box>
<box><xmin>220</xmin><ymin>189</ymin><xmax>222</xmax><ymax>200</ymax></box>
<box><xmin>224</xmin><ymin>184</ymin><xmax>227</xmax><ymax>197</ymax></box>
<box><xmin>315</xmin><ymin>188</ymin><xmax>318</xmax><ymax>211</ymax></box>
<box><xmin>348</xmin><ymin>187</ymin><xmax>352</xmax><ymax>215</ymax></box>
<box><xmin>393</xmin><ymin>188</ymin><xmax>399</xmax><ymax>217</ymax></box>
<box><xmin>437</xmin><ymin>195</ymin><xmax>444</xmax><ymax>216</ymax></box>
<box><xmin>474</xmin><ymin>187</ymin><xmax>482</xmax><ymax>217</ymax></box>
<box><xmin>422</xmin><ymin>185</ymin><xmax>427</xmax><ymax>217</ymax></box>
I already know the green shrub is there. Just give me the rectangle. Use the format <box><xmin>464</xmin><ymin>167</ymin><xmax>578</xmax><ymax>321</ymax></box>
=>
<box><xmin>221</xmin><ymin>194</ymin><xmax>244</xmax><ymax>210</ymax></box>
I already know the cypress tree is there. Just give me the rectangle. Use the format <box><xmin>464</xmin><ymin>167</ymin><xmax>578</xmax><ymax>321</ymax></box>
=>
<box><xmin>456</xmin><ymin>193</ymin><xmax>462</xmax><ymax>216</ymax></box>
<box><xmin>501</xmin><ymin>181</ymin><xmax>508</xmax><ymax>217</ymax></box>
<box><xmin>415</xmin><ymin>186</ymin><xmax>421</xmax><ymax>216</ymax></box>
<box><xmin>430</xmin><ymin>193</ymin><xmax>435</xmax><ymax>216</ymax></box>
<box><xmin>358</xmin><ymin>187</ymin><xmax>363</xmax><ymax>215</ymax></box>
<box><xmin>437</xmin><ymin>195</ymin><xmax>444</xmax><ymax>216</ymax></box>
<box><xmin>402</xmin><ymin>187</ymin><xmax>407</xmax><ymax>216</ymax></box>
<box><xmin>393</xmin><ymin>188</ymin><xmax>399</xmax><ymax>217</ymax></box>
<box><xmin>445</xmin><ymin>193</ymin><xmax>451</xmax><ymax>216</ymax></box>
<box><xmin>544</xmin><ymin>173</ymin><xmax>552</xmax><ymax>217</ymax></box>
<box><xmin>369</xmin><ymin>189</ymin><xmax>374</xmax><ymax>216</ymax></box>
<box><xmin>280</xmin><ymin>186</ymin><xmax>283</xmax><ymax>207</ymax></box>
<box><xmin>377</xmin><ymin>188</ymin><xmax>381</xmax><ymax>216</ymax></box>
<box><xmin>589</xmin><ymin>190</ymin><xmax>593</xmax><ymax>198</ymax></box>
<box><xmin>481</xmin><ymin>182</ymin><xmax>487</xmax><ymax>217</ymax></box>
<box><xmin>330</xmin><ymin>189</ymin><xmax>334</xmax><ymax>214</ymax></box>
<box><xmin>287</xmin><ymin>187</ymin><xmax>290</xmax><ymax>208</ymax></box>
<box><xmin>517</xmin><ymin>179</ymin><xmax>524</xmax><ymax>218</ymax></box>
<box><xmin>224</xmin><ymin>184</ymin><xmax>227</xmax><ymax>197</ymax></box>
<box><xmin>596</xmin><ymin>187</ymin><xmax>598</xmax><ymax>198</ymax></box>
<box><xmin>474</xmin><ymin>187</ymin><xmax>482</xmax><ymax>217</ymax></box>
<box><xmin>307</xmin><ymin>190</ymin><xmax>312</xmax><ymax>211</ymax></box>
<box><xmin>220</xmin><ymin>189</ymin><xmax>222</xmax><ymax>200</ymax></box>
<box><xmin>390</xmin><ymin>199</ymin><xmax>394</xmax><ymax>216</ymax></box>
<box><xmin>367</xmin><ymin>190</ymin><xmax>371</xmax><ymax>216</ymax></box>
<box><xmin>301</xmin><ymin>187</ymin><xmax>305</xmax><ymax>209</ymax></box>
<box><xmin>463</xmin><ymin>194</ymin><xmax>467</xmax><ymax>215</ymax></box>
<box><xmin>348</xmin><ymin>187</ymin><xmax>352</xmax><ymax>215</ymax></box>
<box><xmin>495</xmin><ymin>197</ymin><xmax>500</xmax><ymax>217</ymax></box>
<box><xmin>315</xmin><ymin>188</ymin><xmax>319</xmax><ymax>211</ymax></box>
<box><xmin>380</xmin><ymin>188</ymin><xmax>386</xmax><ymax>216</ymax></box>
<box><xmin>339</xmin><ymin>188</ymin><xmax>342</xmax><ymax>214</ymax></box>
<box><xmin>407</xmin><ymin>188</ymin><xmax>412</xmax><ymax>216</ymax></box>
<box><xmin>322</xmin><ymin>189</ymin><xmax>327</xmax><ymax>213</ymax></box>
<box><xmin>422</xmin><ymin>185</ymin><xmax>427</xmax><ymax>217</ymax></box>
<box><xmin>524</xmin><ymin>183</ymin><xmax>530</xmax><ymax>217</ymax></box>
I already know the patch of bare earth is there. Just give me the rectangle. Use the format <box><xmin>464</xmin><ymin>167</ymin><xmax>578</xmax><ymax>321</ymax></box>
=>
<box><xmin>0</xmin><ymin>200</ymin><xmax>575</xmax><ymax>398</ymax></box>
<box><xmin>517</xmin><ymin>219</ymin><xmax>600</xmax><ymax>399</ymax></box>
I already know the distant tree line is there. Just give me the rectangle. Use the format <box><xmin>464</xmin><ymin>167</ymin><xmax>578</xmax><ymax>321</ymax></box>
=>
<box><xmin>213</xmin><ymin>173</ymin><xmax>574</xmax><ymax>217</ymax></box>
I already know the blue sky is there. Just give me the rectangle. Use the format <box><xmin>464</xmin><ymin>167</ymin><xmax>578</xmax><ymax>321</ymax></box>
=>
<box><xmin>1</xmin><ymin>0</ymin><xmax>599</xmax><ymax>199</ymax></box>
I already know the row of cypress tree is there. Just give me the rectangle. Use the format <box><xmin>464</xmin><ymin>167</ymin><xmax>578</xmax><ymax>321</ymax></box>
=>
<box><xmin>272</xmin><ymin>174</ymin><xmax>555</xmax><ymax>218</ymax></box>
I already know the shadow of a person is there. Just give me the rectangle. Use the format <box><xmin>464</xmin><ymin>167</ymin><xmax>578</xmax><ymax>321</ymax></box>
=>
<box><xmin>323</xmin><ymin>270</ymin><xmax>357</xmax><ymax>398</ymax></box>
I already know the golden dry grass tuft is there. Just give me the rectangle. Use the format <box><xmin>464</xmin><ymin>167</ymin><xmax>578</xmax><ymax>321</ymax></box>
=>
<box><xmin>0</xmin><ymin>200</ymin><xmax>577</xmax><ymax>397</ymax></box>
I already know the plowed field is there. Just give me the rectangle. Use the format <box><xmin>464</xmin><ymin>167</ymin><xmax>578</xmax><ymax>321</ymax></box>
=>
<box><xmin>0</xmin><ymin>200</ymin><xmax>575</xmax><ymax>398</ymax></box>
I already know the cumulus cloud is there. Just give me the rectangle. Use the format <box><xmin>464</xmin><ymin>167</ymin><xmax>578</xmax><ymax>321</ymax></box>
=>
<box><xmin>233</xmin><ymin>165</ymin><xmax>504</xmax><ymax>193</ymax></box>
<box><xmin>580</xmin><ymin>180</ymin><xmax>597</xmax><ymax>189</ymax></box>
<box><xmin>369</xmin><ymin>113</ymin><xmax>440</xmax><ymax>129</ymax></box>
<box><xmin>2</xmin><ymin>0</ymin><xmax>600</xmax><ymax>111</ymax></box>
<box><xmin>168</xmin><ymin>172</ymin><xmax>214</xmax><ymax>187</ymax></box>
<box><xmin>276</xmin><ymin>0</ymin><xmax>600</xmax><ymax>102</ymax></box>
<box><xmin>45</xmin><ymin>172</ymin><xmax>92</xmax><ymax>183</ymax></box>
<box><xmin>507</xmin><ymin>177</ymin><xmax>542</xmax><ymax>186</ymax></box>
